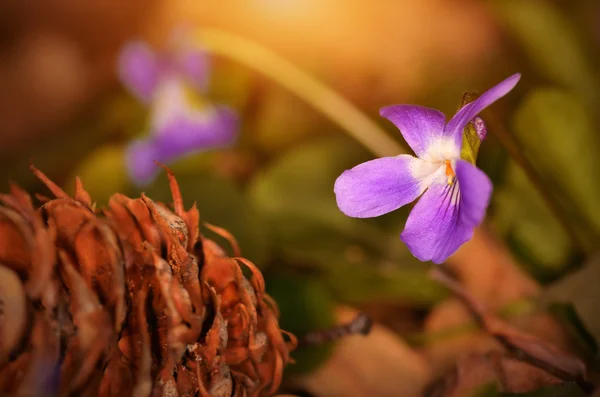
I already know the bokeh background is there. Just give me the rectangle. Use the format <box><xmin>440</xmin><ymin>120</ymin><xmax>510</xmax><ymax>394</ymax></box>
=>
<box><xmin>1</xmin><ymin>1</ymin><xmax>600</xmax><ymax>396</ymax></box>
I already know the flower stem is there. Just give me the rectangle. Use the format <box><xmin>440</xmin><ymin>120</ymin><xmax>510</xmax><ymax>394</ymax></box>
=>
<box><xmin>483</xmin><ymin>110</ymin><xmax>595</xmax><ymax>255</ymax></box>
<box><xmin>193</xmin><ymin>28</ymin><xmax>404</xmax><ymax>158</ymax></box>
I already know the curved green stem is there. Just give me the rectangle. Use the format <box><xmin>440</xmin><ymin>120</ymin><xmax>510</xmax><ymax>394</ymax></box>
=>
<box><xmin>194</xmin><ymin>28</ymin><xmax>592</xmax><ymax>257</ymax></box>
<box><xmin>193</xmin><ymin>28</ymin><xmax>404</xmax><ymax>158</ymax></box>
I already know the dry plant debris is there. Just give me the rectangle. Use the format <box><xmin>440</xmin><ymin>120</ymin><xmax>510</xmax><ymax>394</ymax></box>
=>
<box><xmin>0</xmin><ymin>164</ymin><xmax>296</xmax><ymax>397</ymax></box>
<box><xmin>426</xmin><ymin>268</ymin><xmax>592</xmax><ymax>396</ymax></box>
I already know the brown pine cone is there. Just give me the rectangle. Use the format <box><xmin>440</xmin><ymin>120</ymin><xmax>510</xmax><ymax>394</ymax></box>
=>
<box><xmin>0</xmin><ymin>164</ymin><xmax>296</xmax><ymax>397</ymax></box>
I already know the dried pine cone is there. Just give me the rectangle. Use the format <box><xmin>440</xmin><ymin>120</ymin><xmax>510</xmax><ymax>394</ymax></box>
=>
<box><xmin>0</xmin><ymin>165</ymin><xmax>296</xmax><ymax>397</ymax></box>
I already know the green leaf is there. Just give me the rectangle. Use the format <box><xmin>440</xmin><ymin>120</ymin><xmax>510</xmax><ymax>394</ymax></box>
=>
<box><xmin>461</xmin><ymin>120</ymin><xmax>482</xmax><ymax>164</ymax></box>
<box><xmin>144</xmin><ymin>165</ymin><xmax>270</xmax><ymax>267</ymax></box>
<box><xmin>265</xmin><ymin>274</ymin><xmax>335</xmax><ymax>374</ymax></box>
<box><xmin>548</xmin><ymin>302</ymin><xmax>598</xmax><ymax>361</ymax></box>
<box><xmin>493</xmin><ymin>0</ymin><xmax>597</xmax><ymax>105</ymax></box>
<box><xmin>499</xmin><ymin>382</ymin><xmax>585</xmax><ymax>397</ymax></box>
<box><xmin>512</xmin><ymin>88</ymin><xmax>600</xmax><ymax>249</ymax></box>
<box><xmin>460</xmin><ymin>92</ymin><xmax>484</xmax><ymax>165</ymax></box>
<box><xmin>248</xmin><ymin>135</ymin><xmax>447</xmax><ymax>306</ymax></box>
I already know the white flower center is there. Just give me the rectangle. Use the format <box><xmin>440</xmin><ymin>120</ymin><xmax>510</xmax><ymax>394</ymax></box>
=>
<box><xmin>422</xmin><ymin>137</ymin><xmax>460</xmax><ymax>162</ymax></box>
<box><xmin>410</xmin><ymin>157</ymin><xmax>457</xmax><ymax>190</ymax></box>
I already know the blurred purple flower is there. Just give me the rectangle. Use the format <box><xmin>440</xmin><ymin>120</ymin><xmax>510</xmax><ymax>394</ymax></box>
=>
<box><xmin>334</xmin><ymin>74</ymin><xmax>521</xmax><ymax>264</ymax></box>
<box><xmin>119</xmin><ymin>33</ymin><xmax>238</xmax><ymax>185</ymax></box>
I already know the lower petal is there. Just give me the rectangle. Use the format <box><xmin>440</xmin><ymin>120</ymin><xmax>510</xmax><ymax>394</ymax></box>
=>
<box><xmin>334</xmin><ymin>155</ymin><xmax>439</xmax><ymax>218</ymax></box>
<box><xmin>401</xmin><ymin>181</ymin><xmax>469</xmax><ymax>264</ymax></box>
<box><xmin>400</xmin><ymin>160</ymin><xmax>492</xmax><ymax>264</ymax></box>
<box><xmin>126</xmin><ymin>107</ymin><xmax>238</xmax><ymax>186</ymax></box>
<box><xmin>153</xmin><ymin>105</ymin><xmax>238</xmax><ymax>156</ymax></box>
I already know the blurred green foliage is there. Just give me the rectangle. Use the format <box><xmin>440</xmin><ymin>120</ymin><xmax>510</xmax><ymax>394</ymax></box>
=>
<box><xmin>493</xmin><ymin>0</ymin><xmax>598</xmax><ymax>106</ymax></box>
<box><xmin>512</xmin><ymin>88</ymin><xmax>600</xmax><ymax>239</ymax></box>
<box><xmin>489</xmin><ymin>0</ymin><xmax>600</xmax><ymax>283</ymax></box>
<box><xmin>145</xmin><ymin>164</ymin><xmax>270</xmax><ymax>266</ymax></box>
<box><xmin>248</xmin><ymin>135</ymin><xmax>447</xmax><ymax>306</ymax></box>
<box><xmin>66</xmin><ymin>143</ymin><xmax>130</xmax><ymax>205</ymax></box>
<box><xmin>492</xmin><ymin>163</ymin><xmax>574</xmax><ymax>281</ymax></box>
<box><xmin>265</xmin><ymin>274</ymin><xmax>336</xmax><ymax>374</ymax></box>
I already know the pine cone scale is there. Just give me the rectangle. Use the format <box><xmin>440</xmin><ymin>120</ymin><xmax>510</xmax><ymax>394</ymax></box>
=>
<box><xmin>0</xmin><ymin>166</ymin><xmax>295</xmax><ymax>397</ymax></box>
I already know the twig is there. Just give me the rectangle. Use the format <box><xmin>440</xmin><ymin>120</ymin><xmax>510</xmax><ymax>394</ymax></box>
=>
<box><xmin>299</xmin><ymin>312</ymin><xmax>373</xmax><ymax>347</ymax></box>
<box><xmin>431</xmin><ymin>266</ymin><xmax>595</xmax><ymax>394</ymax></box>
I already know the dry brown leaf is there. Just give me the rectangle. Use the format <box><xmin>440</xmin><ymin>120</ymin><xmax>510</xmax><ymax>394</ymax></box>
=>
<box><xmin>426</xmin><ymin>269</ymin><xmax>591</xmax><ymax>394</ymax></box>
<box><xmin>425</xmin><ymin>229</ymin><xmax>557</xmax><ymax>374</ymax></box>
<box><xmin>424</xmin><ymin>299</ymin><xmax>500</xmax><ymax>373</ymax></box>
<box><xmin>296</xmin><ymin>306</ymin><xmax>431</xmax><ymax>397</ymax></box>
<box><xmin>425</xmin><ymin>353</ymin><xmax>564</xmax><ymax>397</ymax></box>
<box><xmin>447</xmin><ymin>228</ymin><xmax>540</xmax><ymax>307</ymax></box>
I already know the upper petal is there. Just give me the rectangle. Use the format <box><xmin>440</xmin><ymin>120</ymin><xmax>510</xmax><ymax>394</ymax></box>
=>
<box><xmin>118</xmin><ymin>41</ymin><xmax>162</xmax><ymax>103</ymax></box>
<box><xmin>379</xmin><ymin>105</ymin><xmax>447</xmax><ymax>158</ymax></box>
<box><xmin>334</xmin><ymin>155</ymin><xmax>440</xmax><ymax>218</ymax></box>
<box><xmin>444</xmin><ymin>74</ymin><xmax>521</xmax><ymax>147</ymax></box>
<box><xmin>167</xmin><ymin>26</ymin><xmax>210</xmax><ymax>90</ymax></box>
<box><xmin>400</xmin><ymin>160</ymin><xmax>491</xmax><ymax>264</ymax></box>
<box><xmin>174</xmin><ymin>47</ymin><xmax>210</xmax><ymax>92</ymax></box>
<box><xmin>127</xmin><ymin>106</ymin><xmax>238</xmax><ymax>186</ymax></box>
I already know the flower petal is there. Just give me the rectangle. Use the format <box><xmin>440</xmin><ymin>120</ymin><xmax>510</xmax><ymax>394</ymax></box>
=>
<box><xmin>153</xmin><ymin>106</ymin><xmax>238</xmax><ymax>156</ymax></box>
<box><xmin>126</xmin><ymin>140</ymin><xmax>159</xmax><ymax>185</ymax></box>
<box><xmin>118</xmin><ymin>41</ymin><xmax>161</xmax><ymax>103</ymax></box>
<box><xmin>379</xmin><ymin>105</ymin><xmax>447</xmax><ymax>158</ymax></box>
<box><xmin>454</xmin><ymin>159</ymin><xmax>492</xmax><ymax>227</ymax></box>
<box><xmin>400</xmin><ymin>160</ymin><xmax>491</xmax><ymax>263</ymax></box>
<box><xmin>127</xmin><ymin>107</ymin><xmax>238</xmax><ymax>186</ymax></box>
<box><xmin>400</xmin><ymin>181</ymin><xmax>466</xmax><ymax>264</ymax></box>
<box><xmin>445</xmin><ymin>73</ymin><xmax>521</xmax><ymax>147</ymax></box>
<box><xmin>175</xmin><ymin>47</ymin><xmax>210</xmax><ymax>91</ymax></box>
<box><xmin>334</xmin><ymin>155</ymin><xmax>440</xmax><ymax>218</ymax></box>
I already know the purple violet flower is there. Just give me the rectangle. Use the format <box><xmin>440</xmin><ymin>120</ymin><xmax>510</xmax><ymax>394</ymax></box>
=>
<box><xmin>334</xmin><ymin>74</ymin><xmax>521</xmax><ymax>264</ymax></box>
<box><xmin>119</xmin><ymin>32</ymin><xmax>238</xmax><ymax>185</ymax></box>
